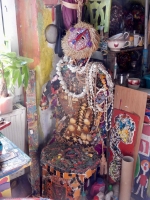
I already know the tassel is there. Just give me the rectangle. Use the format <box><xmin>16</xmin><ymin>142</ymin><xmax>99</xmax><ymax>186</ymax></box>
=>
<box><xmin>100</xmin><ymin>153</ymin><xmax>107</xmax><ymax>175</ymax></box>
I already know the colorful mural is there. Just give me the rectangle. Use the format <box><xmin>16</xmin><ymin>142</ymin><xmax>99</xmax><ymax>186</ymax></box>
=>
<box><xmin>132</xmin><ymin>124</ymin><xmax>150</xmax><ymax>200</ymax></box>
<box><xmin>109</xmin><ymin>108</ymin><xmax>140</xmax><ymax>183</ymax></box>
<box><xmin>26</xmin><ymin>71</ymin><xmax>40</xmax><ymax>196</ymax></box>
<box><xmin>16</xmin><ymin>0</ymin><xmax>54</xmax><ymax>137</ymax></box>
<box><xmin>36</xmin><ymin>1</ymin><xmax>54</xmax><ymax>105</ymax></box>
<box><xmin>16</xmin><ymin>1</ymin><xmax>56</xmax><ymax>195</ymax></box>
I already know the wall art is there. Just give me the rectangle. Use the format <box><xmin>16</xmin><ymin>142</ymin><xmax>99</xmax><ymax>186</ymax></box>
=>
<box><xmin>109</xmin><ymin>108</ymin><xmax>140</xmax><ymax>183</ymax></box>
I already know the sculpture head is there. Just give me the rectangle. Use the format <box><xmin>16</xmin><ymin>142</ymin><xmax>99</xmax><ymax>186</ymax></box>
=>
<box><xmin>62</xmin><ymin>22</ymin><xmax>100</xmax><ymax>60</ymax></box>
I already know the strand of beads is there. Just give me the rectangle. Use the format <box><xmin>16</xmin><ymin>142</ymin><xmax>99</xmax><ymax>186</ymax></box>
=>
<box><xmin>86</xmin><ymin>62</ymin><xmax>114</xmax><ymax>131</ymax></box>
<box><xmin>65</xmin><ymin>56</ymin><xmax>90</xmax><ymax>75</ymax></box>
<box><xmin>56</xmin><ymin>58</ymin><xmax>114</xmax><ymax>131</ymax></box>
<box><xmin>56</xmin><ymin>59</ymin><xmax>87</xmax><ymax>99</ymax></box>
<box><xmin>67</xmin><ymin>58</ymin><xmax>80</xmax><ymax>73</ymax></box>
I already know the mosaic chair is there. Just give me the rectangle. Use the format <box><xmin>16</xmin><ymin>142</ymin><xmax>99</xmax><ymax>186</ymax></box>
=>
<box><xmin>40</xmin><ymin>22</ymin><xmax>114</xmax><ymax>200</ymax></box>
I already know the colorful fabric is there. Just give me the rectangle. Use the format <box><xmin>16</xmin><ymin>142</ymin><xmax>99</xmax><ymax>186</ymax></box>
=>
<box><xmin>26</xmin><ymin>71</ymin><xmax>40</xmax><ymax>196</ymax></box>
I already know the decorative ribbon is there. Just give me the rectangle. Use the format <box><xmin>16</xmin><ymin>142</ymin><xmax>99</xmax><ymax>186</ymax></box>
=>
<box><xmin>61</xmin><ymin>1</ymin><xmax>78</xmax><ymax>9</ymax></box>
<box><xmin>61</xmin><ymin>0</ymin><xmax>83</xmax><ymax>22</ymax></box>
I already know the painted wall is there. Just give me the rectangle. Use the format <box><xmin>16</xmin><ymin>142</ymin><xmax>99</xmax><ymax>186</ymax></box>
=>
<box><xmin>15</xmin><ymin>0</ymin><xmax>54</xmax><ymax>140</ymax></box>
<box><xmin>15</xmin><ymin>0</ymin><xmax>56</xmax><ymax>195</ymax></box>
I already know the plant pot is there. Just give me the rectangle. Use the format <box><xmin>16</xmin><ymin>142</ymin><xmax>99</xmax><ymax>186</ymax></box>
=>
<box><xmin>0</xmin><ymin>95</ymin><xmax>14</xmax><ymax>115</ymax></box>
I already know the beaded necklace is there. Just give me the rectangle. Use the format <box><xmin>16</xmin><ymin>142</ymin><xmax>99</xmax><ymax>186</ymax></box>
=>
<box><xmin>56</xmin><ymin>56</ymin><xmax>114</xmax><ymax>132</ymax></box>
<box><xmin>56</xmin><ymin>57</ymin><xmax>87</xmax><ymax>99</ymax></box>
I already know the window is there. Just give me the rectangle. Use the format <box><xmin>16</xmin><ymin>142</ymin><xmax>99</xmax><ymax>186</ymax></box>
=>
<box><xmin>0</xmin><ymin>0</ymin><xmax>19</xmax><ymax>54</ymax></box>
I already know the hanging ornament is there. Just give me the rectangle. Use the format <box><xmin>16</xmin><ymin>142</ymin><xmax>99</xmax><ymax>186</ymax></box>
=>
<box><xmin>100</xmin><ymin>141</ymin><xmax>107</xmax><ymax>175</ymax></box>
<box><xmin>100</xmin><ymin>153</ymin><xmax>107</xmax><ymax>175</ymax></box>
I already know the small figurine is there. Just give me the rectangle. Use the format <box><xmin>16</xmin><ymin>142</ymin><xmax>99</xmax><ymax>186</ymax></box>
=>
<box><xmin>134</xmin><ymin>160</ymin><xmax>149</xmax><ymax>198</ymax></box>
<box><xmin>100</xmin><ymin>153</ymin><xmax>107</xmax><ymax>175</ymax></box>
<box><xmin>100</xmin><ymin>140</ymin><xmax>107</xmax><ymax>175</ymax></box>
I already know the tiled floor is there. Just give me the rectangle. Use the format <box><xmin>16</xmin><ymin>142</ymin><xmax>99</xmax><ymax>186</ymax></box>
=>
<box><xmin>11</xmin><ymin>173</ymin><xmax>32</xmax><ymax>198</ymax></box>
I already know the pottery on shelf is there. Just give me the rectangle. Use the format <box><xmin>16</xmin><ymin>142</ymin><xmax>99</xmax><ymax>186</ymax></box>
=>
<box><xmin>107</xmin><ymin>39</ymin><xmax>130</xmax><ymax>52</ymax></box>
<box><xmin>128</xmin><ymin>78</ymin><xmax>140</xmax><ymax>85</ymax></box>
<box><xmin>127</xmin><ymin>78</ymin><xmax>140</xmax><ymax>89</ymax></box>
<box><xmin>109</xmin><ymin>32</ymin><xmax>129</xmax><ymax>40</ymax></box>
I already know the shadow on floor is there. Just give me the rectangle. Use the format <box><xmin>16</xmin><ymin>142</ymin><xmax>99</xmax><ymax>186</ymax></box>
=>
<box><xmin>11</xmin><ymin>173</ymin><xmax>32</xmax><ymax>198</ymax></box>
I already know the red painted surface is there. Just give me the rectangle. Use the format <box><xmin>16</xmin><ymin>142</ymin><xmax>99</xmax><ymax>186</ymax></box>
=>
<box><xmin>111</xmin><ymin>109</ymin><xmax>140</xmax><ymax>156</ymax></box>
<box><xmin>15</xmin><ymin>0</ymin><xmax>40</xmax><ymax>69</ymax></box>
<box><xmin>0</xmin><ymin>121</ymin><xmax>11</xmax><ymax>130</ymax></box>
<box><xmin>109</xmin><ymin>108</ymin><xmax>140</xmax><ymax>183</ymax></box>
<box><xmin>0</xmin><ymin>177</ymin><xmax>8</xmax><ymax>185</ymax></box>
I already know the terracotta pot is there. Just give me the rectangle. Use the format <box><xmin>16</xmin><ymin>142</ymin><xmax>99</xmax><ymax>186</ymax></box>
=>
<box><xmin>0</xmin><ymin>94</ymin><xmax>14</xmax><ymax>114</ymax></box>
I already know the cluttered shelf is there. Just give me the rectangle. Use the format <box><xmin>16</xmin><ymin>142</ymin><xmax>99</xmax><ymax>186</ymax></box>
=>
<box><xmin>108</xmin><ymin>46</ymin><xmax>144</xmax><ymax>53</ymax></box>
<box><xmin>119</xmin><ymin>46</ymin><xmax>144</xmax><ymax>52</ymax></box>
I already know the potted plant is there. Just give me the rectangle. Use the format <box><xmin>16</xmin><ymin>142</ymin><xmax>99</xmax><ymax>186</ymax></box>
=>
<box><xmin>0</xmin><ymin>51</ymin><xmax>33</xmax><ymax>114</ymax></box>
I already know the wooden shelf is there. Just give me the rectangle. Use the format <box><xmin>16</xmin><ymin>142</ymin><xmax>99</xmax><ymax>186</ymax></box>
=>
<box><xmin>115</xmin><ymin>46</ymin><xmax>144</xmax><ymax>53</ymax></box>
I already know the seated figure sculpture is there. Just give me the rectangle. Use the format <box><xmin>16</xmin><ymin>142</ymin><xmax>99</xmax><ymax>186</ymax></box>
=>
<box><xmin>40</xmin><ymin>22</ymin><xmax>114</xmax><ymax>200</ymax></box>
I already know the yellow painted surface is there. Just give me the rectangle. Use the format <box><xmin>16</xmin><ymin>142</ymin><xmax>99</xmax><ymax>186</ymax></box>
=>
<box><xmin>0</xmin><ymin>176</ymin><xmax>11</xmax><ymax>197</ymax></box>
<box><xmin>36</xmin><ymin>6</ymin><xmax>54</xmax><ymax>105</ymax></box>
<box><xmin>1</xmin><ymin>189</ymin><xmax>11</xmax><ymax>198</ymax></box>
<box><xmin>35</xmin><ymin>2</ymin><xmax>55</xmax><ymax>139</ymax></box>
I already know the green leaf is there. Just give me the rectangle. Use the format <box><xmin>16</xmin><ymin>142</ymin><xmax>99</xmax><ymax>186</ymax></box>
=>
<box><xmin>5</xmin><ymin>76</ymin><xmax>11</xmax><ymax>89</ymax></box>
<box><xmin>18</xmin><ymin>56</ymin><xmax>33</xmax><ymax>64</ymax></box>
<box><xmin>5</xmin><ymin>66</ymin><xmax>18</xmax><ymax>70</ymax></box>
<box><xmin>0</xmin><ymin>52</ymin><xmax>16</xmax><ymax>58</ymax></box>
<box><xmin>0</xmin><ymin>51</ymin><xmax>34</xmax><ymax>93</ymax></box>
<box><xmin>12</xmin><ymin>69</ymin><xmax>20</xmax><ymax>86</ymax></box>
<box><xmin>22</xmin><ymin>65</ymin><xmax>29</xmax><ymax>89</ymax></box>
<box><xmin>134</xmin><ymin>155</ymin><xmax>140</xmax><ymax>178</ymax></box>
<box><xmin>18</xmin><ymin>72</ymin><xmax>22</xmax><ymax>87</ymax></box>
<box><xmin>4</xmin><ymin>71</ymin><xmax>10</xmax><ymax>78</ymax></box>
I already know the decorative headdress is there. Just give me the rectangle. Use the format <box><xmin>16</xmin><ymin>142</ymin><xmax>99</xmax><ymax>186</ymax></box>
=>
<box><xmin>62</xmin><ymin>22</ymin><xmax>100</xmax><ymax>60</ymax></box>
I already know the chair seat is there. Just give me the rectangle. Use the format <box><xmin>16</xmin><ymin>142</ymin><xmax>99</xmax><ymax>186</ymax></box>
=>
<box><xmin>41</xmin><ymin>140</ymin><xmax>99</xmax><ymax>175</ymax></box>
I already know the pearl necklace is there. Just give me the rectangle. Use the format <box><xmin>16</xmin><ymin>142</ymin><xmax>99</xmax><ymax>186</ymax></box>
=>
<box><xmin>85</xmin><ymin>62</ymin><xmax>114</xmax><ymax>131</ymax></box>
<box><xmin>64</xmin><ymin>56</ymin><xmax>91</xmax><ymax>75</ymax></box>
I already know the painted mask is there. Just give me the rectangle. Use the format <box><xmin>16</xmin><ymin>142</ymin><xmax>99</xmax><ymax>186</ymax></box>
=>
<box><xmin>62</xmin><ymin>22</ymin><xmax>100</xmax><ymax>60</ymax></box>
<box><xmin>68</xmin><ymin>27</ymin><xmax>92</xmax><ymax>51</ymax></box>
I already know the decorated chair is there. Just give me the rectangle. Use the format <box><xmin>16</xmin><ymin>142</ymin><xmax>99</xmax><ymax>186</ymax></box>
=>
<box><xmin>40</xmin><ymin>21</ymin><xmax>114</xmax><ymax>200</ymax></box>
